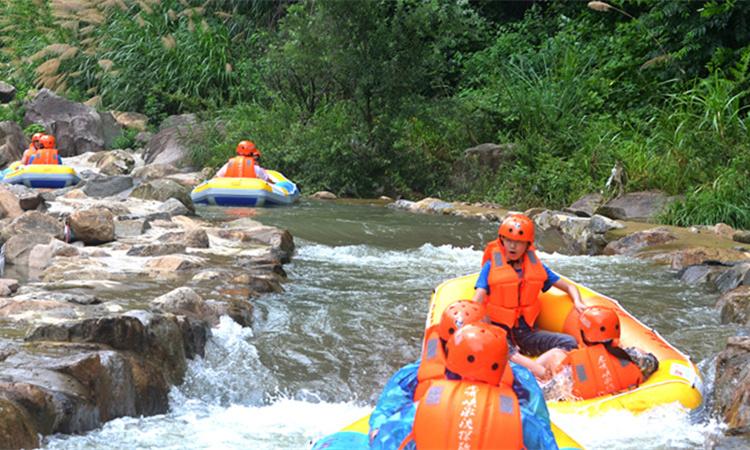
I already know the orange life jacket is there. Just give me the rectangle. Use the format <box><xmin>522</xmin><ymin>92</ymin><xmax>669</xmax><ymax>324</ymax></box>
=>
<box><xmin>31</xmin><ymin>148</ymin><xmax>60</xmax><ymax>165</ymax></box>
<box><xmin>564</xmin><ymin>343</ymin><xmax>644</xmax><ymax>399</ymax></box>
<box><xmin>21</xmin><ymin>147</ymin><xmax>36</xmax><ymax>165</ymax></box>
<box><xmin>414</xmin><ymin>326</ymin><xmax>514</xmax><ymax>401</ymax></box>
<box><xmin>409</xmin><ymin>380</ymin><xmax>523</xmax><ymax>450</ymax></box>
<box><xmin>484</xmin><ymin>243</ymin><xmax>547</xmax><ymax>328</ymax></box>
<box><xmin>224</xmin><ymin>156</ymin><xmax>257</xmax><ymax>178</ymax></box>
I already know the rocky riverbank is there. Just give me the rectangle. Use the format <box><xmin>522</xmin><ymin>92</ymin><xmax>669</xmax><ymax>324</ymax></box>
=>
<box><xmin>0</xmin><ymin>90</ymin><xmax>295</xmax><ymax>447</ymax></box>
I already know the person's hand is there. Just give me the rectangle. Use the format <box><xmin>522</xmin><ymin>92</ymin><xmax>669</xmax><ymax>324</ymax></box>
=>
<box><xmin>532</xmin><ymin>364</ymin><xmax>551</xmax><ymax>382</ymax></box>
<box><xmin>369</xmin><ymin>428</ymin><xmax>379</xmax><ymax>444</ymax></box>
<box><xmin>574</xmin><ymin>301</ymin><xmax>587</xmax><ymax>313</ymax></box>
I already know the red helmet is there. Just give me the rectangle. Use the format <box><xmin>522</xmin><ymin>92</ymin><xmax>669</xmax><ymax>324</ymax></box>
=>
<box><xmin>31</xmin><ymin>132</ymin><xmax>44</xmax><ymax>147</ymax></box>
<box><xmin>438</xmin><ymin>300</ymin><xmax>486</xmax><ymax>342</ymax></box>
<box><xmin>498</xmin><ymin>214</ymin><xmax>535</xmax><ymax>243</ymax></box>
<box><xmin>38</xmin><ymin>135</ymin><xmax>56</xmax><ymax>149</ymax></box>
<box><xmin>446</xmin><ymin>323</ymin><xmax>508</xmax><ymax>385</ymax></box>
<box><xmin>580</xmin><ymin>306</ymin><xmax>620</xmax><ymax>344</ymax></box>
<box><xmin>236</xmin><ymin>140</ymin><xmax>260</xmax><ymax>158</ymax></box>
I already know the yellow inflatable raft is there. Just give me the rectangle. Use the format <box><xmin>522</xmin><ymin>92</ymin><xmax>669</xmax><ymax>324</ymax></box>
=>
<box><xmin>427</xmin><ymin>274</ymin><xmax>703</xmax><ymax>416</ymax></box>
<box><xmin>190</xmin><ymin>170</ymin><xmax>299</xmax><ymax>207</ymax></box>
<box><xmin>1</xmin><ymin>161</ymin><xmax>80</xmax><ymax>188</ymax></box>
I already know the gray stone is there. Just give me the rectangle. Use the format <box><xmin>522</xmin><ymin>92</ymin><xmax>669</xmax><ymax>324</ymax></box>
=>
<box><xmin>23</xmin><ymin>89</ymin><xmax>122</xmax><ymax>155</ymax></box>
<box><xmin>387</xmin><ymin>199</ymin><xmax>417</xmax><ymax>210</ymax></box>
<box><xmin>134</xmin><ymin>131</ymin><xmax>153</xmax><ymax>147</ymax></box>
<box><xmin>311</xmin><ymin>191</ymin><xmax>337</xmax><ymax>200</ymax></box>
<box><xmin>143</xmin><ymin>115</ymin><xmax>202</xmax><ymax>167</ymax></box>
<box><xmin>82</xmin><ymin>175</ymin><xmax>133</xmax><ymax>198</ymax></box>
<box><xmin>159</xmin><ymin>114</ymin><xmax>197</xmax><ymax>131</ymax></box>
<box><xmin>734</xmin><ymin>231</ymin><xmax>750</xmax><ymax>245</ymax></box>
<box><xmin>0</xmin><ymin>121</ymin><xmax>25</xmax><ymax>168</ymax></box>
<box><xmin>679</xmin><ymin>263</ymin><xmax>730</xmax><ymax>285</ymax></box>
<box><xmin>603</xmin><ymin>227</ymin><xmax>677</xmax><ymax>256</ymax></box>
<box><xmin>5</xmin><ymin>184</ymin><xmax>44</xmax><ymax>210</ymax></box>
<box><xmin>114</xmin><ymin>219</ymin><xmax>150</xmax><ymax>238</ymax></box>
<box><xmin>130</xmin><ymin>178</ymin><xmax>193</xmax><ymax>211</ymax></box>
<box><xmin>589</xmin><ymin>214</ymin><xmax>624</xmax><ymax>234</ymax></box>
<box><xmin>717</xmin><ymin>286</ymin><xmax>750</xmax><ymax>325</ymax></box>
<box><xmin>111</xmin><ymin>111</ymin><xmax>148</xmax><ymax>132</ymax></box>
<box><xmin>713</xmin><ymin>336</ymin><xmax>750</xmax><ymax>435</ymax></box>
<box><xmin>91</xmin><ymin>150</ymin><xmax>136</xmax><ymax>176</ymax></box>
<box><xmin>68</xmin><ymin>208</ymin><xmax>115</xmax><ymax>245</ymax></box>
<box><xmin>131</xmin><ymin>163</ymin><xmax>179</xmax><ymax>181</ymax></box>
<box><xmin>4</xmin><ymin>233</ymin><xmax>54</xmax><ymax>266</ymax></box>
<box><xmin>1</xmin><ymin>211</ymin><xmax>62</xmax><ymax>243</ymax></box>
<box><xmin>713</xmin><ymin>262</ymin><xmax>750</xmax><ymax>294</ymax></box>
<box><xmin>565</xmin><ymin>193</ymin><xmax>605</xmax><ymax>218</ymax></box>
<box><xmin>0</xmin><ymin>81</ymin><xmax>16</xmax><ymax>103</ymax></box>
<box><xmin>463</xmin><ymin>143</ymin><xmax>516</xmax><ymax>171</ymax></box>
<box><xmin>126</xmin><ymin>243</ymin><xmax>186</xmax><ymax>257</ymax></box>
<box><xmin>596</xmin><ymin>191</ymin><xmax>678</xmax><ymax>222</ymax></box>
<box><xmin>156</xmin><ymin>198</ymin><xmax>191</xmax><ymax>218</ymax></box>
<box><xmin>151</xmin><ymin>287</ymin><xmax>218</xmax><ymax>325</ymax></box>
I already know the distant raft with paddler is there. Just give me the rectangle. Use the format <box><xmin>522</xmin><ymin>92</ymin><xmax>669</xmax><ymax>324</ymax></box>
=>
<box><xmin>1</xmin><ymin>161</ymin><xmax>80</xmax><ymax>189</ymax></box>
<box><xmin>190</xmin><ymin>170</ymin><xmax>300</xmax><ymax>207</ymax></box>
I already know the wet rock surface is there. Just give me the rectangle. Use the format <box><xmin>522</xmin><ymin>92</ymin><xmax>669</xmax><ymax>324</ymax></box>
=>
<box><xmin>713</xmin><ymin>336</ymin><xmax>750</xmax><ymax>435</ymax></box>
<box><xmin>0</xmin><ymin>156</ymin><xmax>295</xmax><ymax>447</ymax></box>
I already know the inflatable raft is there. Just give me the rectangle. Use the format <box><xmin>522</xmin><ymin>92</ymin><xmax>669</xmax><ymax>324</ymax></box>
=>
<box><xmin>427</xmin><ymin>274</ymin><xmax>703</xmax><ymax>416</ymax></box>
<box><xmin>1</xmin><ymin>162</ymin><xmax>80</xmax><ymax>188</ymax></box>
<box><xmin>190</xmin><ymin>170</ymin><xmax>299</xmax><ymax>207</ymax></box>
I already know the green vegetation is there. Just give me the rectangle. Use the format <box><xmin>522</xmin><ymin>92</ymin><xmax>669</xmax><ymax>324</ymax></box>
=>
<box><xmin>2</xmin><ymin>0</ymin><xmax>749</xmax><ymax>227</ymax></box>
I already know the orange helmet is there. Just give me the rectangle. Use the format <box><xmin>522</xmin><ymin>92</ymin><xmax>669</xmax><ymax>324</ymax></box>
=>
<box><xmin>446</xmin><ymin>323</ymin><xmax>508</xmax><ymax>385</ymax></box>
<box><xmin>236</xmin><ymin>140</ymin><xmax>260</xmax><ymax>158</ymax></box>
<box><xmin>579</xmin><ymin>306</ymin><xmax>620</xmax><ymax>344</ymax></box>
<box><xmin>498</xmin><ymin>214</ymin><xmax>535</xmax><ymax>243</ymax></box>
<box><xmin>38</xmin><ymin>135</ymin><xmax>56</xmax><ymax>149</ymax></box>
<box><xmin>438</xmin><ymin>300</ymin><xmax>486</xmax><ymax>342</ymax></box>
<box><xmin>31</xmin><ymin>132</ymin><xmax>44</xmax><ymax>147</ymax></box>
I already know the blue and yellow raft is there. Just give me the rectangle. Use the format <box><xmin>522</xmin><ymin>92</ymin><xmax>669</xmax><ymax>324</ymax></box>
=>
<box><xmin>1</xmin><ymin>161</ymin><xmax>80</xmax><ymax>188</ymax></box>
<box><xmin>190</xmin><ymin>170</ymin><xmax>299</xmax><ymax>207</ymax></box>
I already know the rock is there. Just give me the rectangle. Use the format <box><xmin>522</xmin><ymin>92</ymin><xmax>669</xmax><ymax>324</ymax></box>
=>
<box><xmin>564</xmin><ymin>193</ymin><xmax>604</xmax><ymax>218</ymax></box>
<box><xmin>602</xmin><ymin>227</ymin><xmax>677</xmax><ymax>256</ymax></box>
<box><xmin>0</xmin><ymin>278</ymin><xmax>19</xmax><ymax>296</ymax></box>
<box><xmin>23</xmin><ymin>89</ymin><xmax>122</xmax><ymax>155</ymax></box>
<box><xmin>532</xmin><ymin>210</ymin><xmax>617</xmax><ymax>255</ymax></box>
<box><xmin>717</xmin><ymin>286</ymin><xmax>750</xmax><ymax>325</ymax></box>
<box><xmin>679</xmin><ymin>263</ymin><xmax>730</xmax><ymax>285</ymax></box>
<box><xmin>28</xmin><ymin>239</ymin><xmax>78</xmax><ymax>270</ymax></box>
<box><xmin>207</xmin><ymin>298</ymin><xmax>254</xmax><ymax>328</ymax></box>
<box><xmin>463</xmin><ymin>143</ymin><xmax>516</xmax><ymax>170</ymax></box>
<box><xmin>130</xmin><ymin>178</ymin><xmax>193</xmax><ymax>211</ymax></box>
<box><xmin>192</xmin><ymin>270</ymin><xmax>223</xmax><ymax>281</ymax></box>
<box><xmin>151</xmin><ymin>287</ymin><xmax>218</xmax><ymax>325</ymax></box>
<box><xmin>0</xmin><ymin>398</ymin><xmax>39</xmax><ymax>448</ymax></box>
<box><xmin>589</xmin><ymin>214</ymin><xmax>624</xmax><ymax>234</ymax></box>
<box><xmin>668</xmin><ymin>247</ymin><xmax>750</xmax><ymax>270</ymax></box>
<box><xmin>69</xmin><ymin>208</ymin><xmax>115</xmax><ymax>245</ymax></box>
<box><xmin>111</xmin><ymin>111</ymin><xmax>148</xmax><ymax>132</ymax></box>
<box><xmin>714</xmin><ymin>223</ymin><xmax>735</xmax><ymax>239</ymax></box>
<box><xmin>183</xmin><ymin>228</ymin><xmax>209</xmax><ymax>248</ymax></box>
<box><xmin>92</xmin><ymin>150</ymin><xmax>136</xmax><ymax>176</ymax></box>
<box><xmin>146</xmin><ymin>255</ymin><xmax>204</xmax><ymax>272</ymax></box>
<box><xmin>233</xmin><ymin>273</ymin><xmax>283</xmax><ymax>294</ymax></box>
<box><xmin>157</xmin><ymin>198</ymin><xmax>191</xmax><ymax>218</ymax></box>
<box><xmin>0</xmin><ymin>185</ymin><xmax>23</xmax><ymax>219</ymax></box>
<box><xmin>734</xmin><ymin>230</ymin><xmax>750</xmax><ymax>245</ymax></box>
<box><xmin>5</xmin><ymin>184</ymin><xmax>44</xmax><ymax>210</ymax></box>
<box><xmin>387</xmin><ymin>199</ymin><xmax>417</xmax><ymax>210</ymax></box>
<box><xmin>379</xmin><ymin>196</ymin><xmax>393</xmax><ymax>202</ymax></box>
<box><xmin>596</xmin><ymin>191</ymin><xmax>676</xmax><ymax>222</ymax></box>
<box><xmin>221</xmin><ymin>219</ymin><xmax>295</xmax><ymax>263</ymax></box>
<box><xmin>127</xmin><ymin>243</ymin><xmax>186</xmax><ymax>257</ymax></box>
<box><xmin>114</xmin><ymin>218</ymin><xmax>151</xmax><ymax>239</ymax></box>
<box><xmin>81</xmin><ymin>174</ymin><xmax>134</xmax><ymax>198</ymax></box>
<box><xmin>713</xmin><ymin>336</ymin><xmax>750</xmax><ymax>435</ymax></box>
<box><xmin>311</xmin><ymin>191</ymin><xmax>337</xmax><ymax>200</ymax></box>
<box><xmin>0</xmin><ymin>121</ymin><xmax>25</xmax><ymax>168</ymax></box>
<box><xmin>134</xmin><ymin>131</ymin><xmax>153</xmax><ymax>147</ymax></box>
<box><xmin>712</xmin><ymin>262</ymin><xmax>750</xmax><ymax>294</ymax></box>
<box><xmin>0</xmin><ymin>81</ymin><xmax>17</xmax><ymax>103</ymax></box>
<box><xmin>143</xmin><ymin>115</ymin><xmax>200</xmax><ymax>167</ymax></box>
<box><xmin>4</xmin><ymin>233</ymin><xmax>53</xmax><ymax>266</ymax></box>
<box><xmin>131</xmin><ymin>163</ymin><xmax>180</xmax><ymax>181</ymax></box>
<box><xmin>523</xmin><ymin>208</ymin><xmax>546</xmax><ymax>220</ymax></box>
<box><xmin>413</xmin><ymin>197</ymin><xmax>454</xmax><ymax>214</ymax></box>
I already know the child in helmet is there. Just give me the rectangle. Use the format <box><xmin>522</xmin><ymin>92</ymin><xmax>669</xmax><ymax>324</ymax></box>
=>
<box><xmin>368</xmin><ymin>302</ymin><xmax>556</xmax><ymax>450</ymax></box>
<box><xmin>543</xmin><ymin>306</ymin><xmax>658</xmax><ymax>401</ymax></box>
<box><xmin>28</xmin><ymin>135</ymin><xmax>62</xmax><ymax>165</ymax></box>
<box><xmin>215</xmin><ymin>140</ymin><xmax>274</xmax><ymax>183</ymax></box>
<box><xmin>21</xmin><ymin>132</ymin><xmax>44</xmax><ymax>165</ymax></box>
<box><xmin>473</xmin><ymin>214</ymin><xmax>586</xmax><ymax>357</ymax></box>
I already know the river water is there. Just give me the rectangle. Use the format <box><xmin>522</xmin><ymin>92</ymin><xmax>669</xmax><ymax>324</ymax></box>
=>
<box><xmin>44</xmin><ymin>200</ymin><xmax>742</xmax><ymax>449</ymax></box>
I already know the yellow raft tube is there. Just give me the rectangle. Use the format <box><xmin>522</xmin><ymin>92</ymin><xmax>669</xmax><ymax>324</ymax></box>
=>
<box><xmin>426</xmin><ymin>274</ymin><xmax>703</xmax><ymax>416</ymax></box>
<box><xmin>190</xmin><ymin>170</ymin><xmax>299</xmax><ymax>207</ymax></box>
<box><xmin>1</xmin><ymin>161</ymin><xmax>80</xmax><ymax>188</ymax></box>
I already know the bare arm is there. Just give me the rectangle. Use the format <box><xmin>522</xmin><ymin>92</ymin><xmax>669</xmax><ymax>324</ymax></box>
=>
<box><xmin>510</xmin><ymin>353</ymin><xmax>550</xmax><ymax>381</ymax></box>
<box><xmin>472</xmin><ymin>287</ymin><xmax>487</xmax><ymax>304</ymax></box>
<box><xmin>553</xmin><ymin>278</ymin><xmax>586</xmax><ymax>312</ymax></box>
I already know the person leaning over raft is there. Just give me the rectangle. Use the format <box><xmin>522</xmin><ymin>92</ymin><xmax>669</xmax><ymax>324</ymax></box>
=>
<box><xmin>215</xmin><ymin>140</ymin><xmax>275</xmax><ymax>183</ymax></box>
<box><xmin>473</xmin><ymin>214</ymin><xmax>586</xmax><ymax>360</ymax></box>
<box><xmin>367</xmin><ymin>302</ymin><xmax>556</xmax><ymax>450</ymax></box>
<box><xmin>21</xmin><ymin>132</ymin><xmax>43</xmax><ymax>165</ymax></box>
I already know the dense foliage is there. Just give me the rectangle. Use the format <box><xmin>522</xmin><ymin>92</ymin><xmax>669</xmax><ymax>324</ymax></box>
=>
<box><xmin>1</xmin><ymin>0</ymin><xmax>749</xmax><ymax>227</ymax></box>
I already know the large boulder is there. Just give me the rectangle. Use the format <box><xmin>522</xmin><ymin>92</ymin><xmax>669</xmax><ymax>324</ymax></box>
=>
<box><xmin>533</xmin><ymin>211</ymin><xmax>622</xmax><ymax>255</ymax></box>
<box><xmin>463</xmin><ymin>143</ymin><xmax>516</xmax><ymax>171</ymax></box>
<box><xmin>734</xmin><ymin>231</ymin><xmax>750</xmax><ymax>245</ymax></box>
<box><xmin>712</xmin><ymin>262</ymin><xmax>750</xmax><ymax>294</ymax></box>
<box><xmin>151</xmin><ymin>287</ymin><xmax>218</xmax><ymax>325</ymax></box>
<box><xmin>564</xmin><ymin>193</ymin><xmax>605</xmax><ymax>218</ymax></box>
<box><xmin>0</xmin><ymin>81</ymin><xmax>17</xmax><ymax>103</ymax></box>
<box><xmin>668</xmin><ymin>247</ymin><xmax>750</xmax><ymax>270</ymax></box>
<box><xmin>4</xmin><ymin>233</ymin><xmax>54</xmax><ymax>266</ymax></box>
<box><xmin>0</xmin><ymin>185</ymin><xmax>23</xmax><ymax>219</ymax></box>
<box><xmin>143</xmin><ymin>115</ymin><xmax>198</xmax><ymax>167</ymax></box>
<box><xmin>90</xmin><ymin>150</ymin><xmax>136</xmax><ymax>176</ymax></box>
<box><xmin>131</xmin><ymin>163</ymin><xmax>180</xmax><ymax>181</ymax></box>
<box><xmin>111</xmin><ymin>111</ymin><xmax>148</xmax><ymax>132</ymax></box>
<box><xmin>603</xmin><ymin>227</ymin><xmax>677</xmax><ymax>256</ymax></box>
<box><xmin>1</xmin><ymin>211</ymin><xmax>62</xmax><ymax>243</ymax></box>
<box><xmin>717</xmin><ymin>286</ymin><xmax>750</xmax><ymax>325</ymax></box>
<box><xmin>5</xmin><ymin>185</ymin><xmax>44</xmax><ymax>211</ymax></box>
<box><xmin>713</xmin><ymin>336</ymin><xmax>750</xmax><ymax>435</ymax></box>
<box><xmin>130</xmin><ymin>178</ymin><xmax>193</xmax><ymax>211</ymax></box>
<box><xmin>596</xmin><ymin>191</ymin><xmax>676</xmax><ymax>222</ymax></box>
<box><xmin>69</xmin><ymin>208</ymin><xmax>115</xmax><ymax>245</ymax></box>
<box><xmin>23</xmin><ymin>89</ymin><xmax>122</xmax><ymax>156</ymax></box>
<box><xmin>311</xmin><ymin>191</ymin><xmax>337</xmax><ymax>200</ymax></box>
<box><xmin>82</xmin><ymin>174</ymin><xmax>133</xmax><ymax>198</ymax></box>
<box><xmin>0</xmin><ymin>121</ymin><xmax>25</xmax><ymax>168</ymax></box>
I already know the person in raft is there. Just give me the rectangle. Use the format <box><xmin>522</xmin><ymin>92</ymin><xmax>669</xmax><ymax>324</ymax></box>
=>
<box><xmin>28</xmin><ymin>134</ymin><xmax>62</xmax><ymax>165</ymax></box>
<box><xmin>544</xmin><ymin>306</ymin><xmax>659</xmax><ymax>401</ymax></box>
<box><xmin>215</xmin><ymin>140</ymin><xmax>274</xmax><ymax>183</ymax></box>
<box><xmin>472</xmin><ymin>214</ymin><xmax>586</xmax><ymax>363</ymax></box>
<box><xmin>21</xmin><ymin>132</ymin><xmax>44</xmax><ymax>165</ymax></box>
<box><xmin>368</xmin><ymin>302</ymin><xmax>557</xmax><ymax>450</ymax></box>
